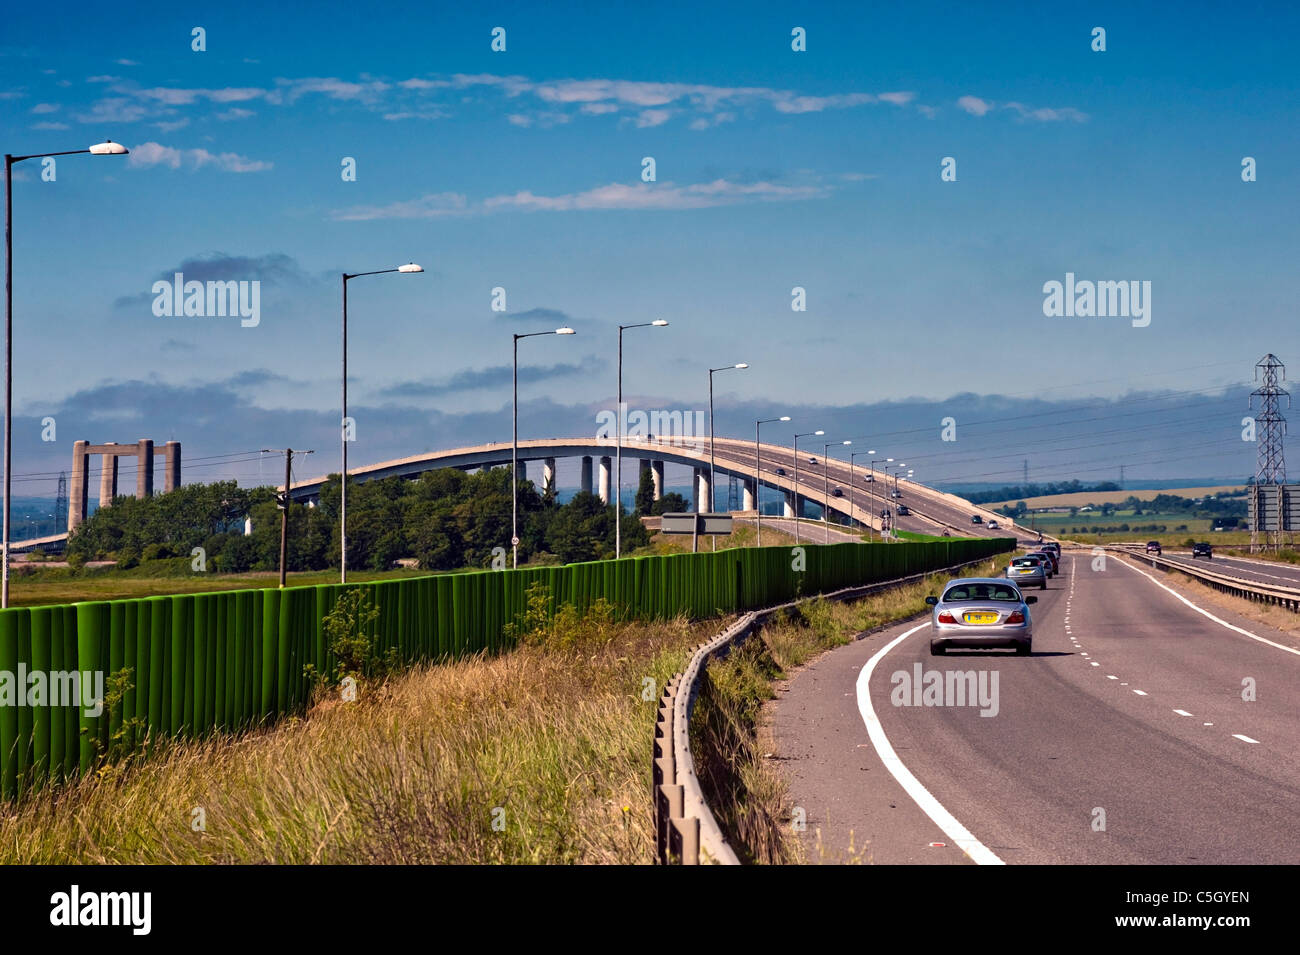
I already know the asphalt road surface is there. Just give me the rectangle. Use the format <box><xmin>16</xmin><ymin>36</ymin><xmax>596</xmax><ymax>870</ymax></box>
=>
<box><xmin>1152</xmin><ymin>548</ymin><xmax>1300</xmax><ymax>589</ymax></box>
<box><xmin>773</xmin><ymin>550</ymin><xmax>1300</xmax><ymax>864</ymax></box>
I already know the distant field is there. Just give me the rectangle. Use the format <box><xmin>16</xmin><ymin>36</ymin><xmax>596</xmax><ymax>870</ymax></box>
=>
<box><xmin>987</xmin><ymin>485</ymin><xmax>1245</xmax><ymax>509</ymax></box>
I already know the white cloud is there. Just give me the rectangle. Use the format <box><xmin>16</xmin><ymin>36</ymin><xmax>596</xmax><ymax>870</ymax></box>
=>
<box><xmin>30</xmin><ymin>102</ymin><xmax>60</xmax><ymax>114</ymax></box>
<box><xmin>958</xmin><ymin>94</ymin><xmax>1087</xmax><ymax>122</ymax></box>
<box><xmin>484</xmin><ymin>179</ymin><xmax>830</xmax><ymax>212</ymax></box>
<box><xmin>216</xmin><ymin>108</ymin><xmax>255</xmax><ymax>121</ymax></box>
<box><xmin>957</xmin><ymin>95</ymin><xmax>993</xmax><ymax>116</ymax></box>
<box><xmin>635</xmin><ymin>109</ymin><xmax>672</xmax><ymax>127</ymax></box>
<box><xmin>127</xmin><ymin>141</ymin><xmax>271</xmax><ymax>172</ymax></box>
<box><xmin>331</xmin><ymin>192</ymin><xmax>470</xmax><ymax>221</ymax></box>
<box><xmin>154</xmin><ymin>118</ymin><xmax>190</xmax><ymax>132</ymax></box>
<box><xmin>115</xmin><ymin>58</ymin><xmax>139</xmax><ymax>66</ymax></box>
<box><xmin>31</xmin><ymin>121</ymin><xmax>69</xmax><ymax>131</ymax></box>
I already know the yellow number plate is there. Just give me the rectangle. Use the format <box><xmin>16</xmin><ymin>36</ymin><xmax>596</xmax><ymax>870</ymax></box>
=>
<box><xmin>963</xmin><ymin>611</ymin><xmax>998</xmax><ymax>624</ymax></box>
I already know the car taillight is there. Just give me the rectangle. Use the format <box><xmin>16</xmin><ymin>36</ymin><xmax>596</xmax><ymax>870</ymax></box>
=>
<box><xmin>937</xmin><ymin>611</ymin><xmax>957</xmax><ymax>623</ymax></box>
<box><xmin>1006</xmin><ymin>611</ymin><xmax>1025</xmax><ymax>624</ymax></box>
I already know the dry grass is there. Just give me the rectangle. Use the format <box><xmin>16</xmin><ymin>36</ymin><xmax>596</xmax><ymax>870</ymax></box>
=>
<box><xmin>641</xmin><ymin>520</ymin><xmax>797</xmax><ymax>555</ymax></box>
<box><xmin>0</xmin><ymin>613</ymin><xmax>723</xmax><ymax>864</ymax></box>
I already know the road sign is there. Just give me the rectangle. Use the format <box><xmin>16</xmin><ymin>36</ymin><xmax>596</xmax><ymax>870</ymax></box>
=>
<box><xmin>660</xmin><ymin>512</ymin><xmax>734</xmax><ymax>535</ymax></box>
<box><xmin>1247</xmin><ymin>484</ymin><xmax>1300</xmax><ymax>532</ymax></box>
<box><xmin>511</xmin><ymin>536</ymin><xmax>520</xmax><ymax>547</ymax></box>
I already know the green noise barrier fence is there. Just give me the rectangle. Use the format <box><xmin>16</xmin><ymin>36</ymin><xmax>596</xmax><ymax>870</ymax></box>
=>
<box><xmin>0</xmin><ymin>537</ymin><xmax>1012</xmax><ymax>798</ymax></box>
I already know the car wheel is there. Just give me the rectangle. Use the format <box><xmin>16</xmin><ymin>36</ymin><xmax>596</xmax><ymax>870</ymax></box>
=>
<box><xmin>930</xmin><ymin>644</ymin><xmax>946</xmax><ymax>656</ymax></box>
<box><xmin>1016</xmin><ymin>642</ymin><xmax>1031</xmax><ymax>656</ymax></box>
<box><xmin>1040</xmin><ymin>581</ymin><xmax>1047</xmax><ymax>590</ymax></box>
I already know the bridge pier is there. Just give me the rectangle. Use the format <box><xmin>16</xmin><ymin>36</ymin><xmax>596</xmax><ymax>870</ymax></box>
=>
<box><xmin>695</xmin><ymin>468</ymin><xmax>712</xmax><ymax>513</ymax></box>
<box><xmin>651</xmin><ymin>459</ymin><xmax>664</xmax><ymax>501</ymax></box>
<box><xmin>598</xmin><ymin>456</ymin><xmax>612</xmax><ymax>504</ymax></box>
<box><xmin>164</xmin><ymin>441</ymin><xmax>181</xmax><ymax>493</ymax></box>
<box><xmin>783</xmin><ymin>490</ymin><xmax>796</xmax><ymax>519</ymax></box>
<box><xmin>742</xmin><ymin>478</ymin><xmax>755</xmax><ymax>512</ymax></box>
<box><xmin>136</xmin><ymin>439</ymin><xmax>154</xmax><ymax>498</ymax></box>
<box><xmin>542</xmin><ymin>458</ymin><xmax>556</xmax><ymax>494</ymax></box>
<box><xmin>580</xmin><ymin>456</ymin><xmax>593</xmax><ymax>495</ymax></box>
<box><xmin>99</xmin><ymin>443</ymin><xmax>119</xmax><ymax>507</ymax></box>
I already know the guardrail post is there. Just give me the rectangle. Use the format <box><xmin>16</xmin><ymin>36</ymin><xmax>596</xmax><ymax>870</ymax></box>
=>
<box><xmin>671</xmin><ymin>815</ymin><xmax>700</xmax><ymax>865</ymax></box>
<box><xmin>659</xmin><ymin>784</ymin><xmax>684</xmax><ymax>864</ymax></box>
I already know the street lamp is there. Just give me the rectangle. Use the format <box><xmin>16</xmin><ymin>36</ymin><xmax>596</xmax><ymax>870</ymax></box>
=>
<box><xmin>850</xmin><ymin>449</ymin><xmax>877</xmax><ymax>539</ymax></box>
<box><xmin>4</xmin><ymin>140</ymin><xmax>130</xmax><ymax>608</ymax></box>
<box><xmin>340</xmin><ymin>263</ymin><xmax>423</xmax><ymax>583</ymax></box>
<box><xmin>870</xmin><ymin>456</ymin><xmax>893</xmax><ymax>543</ymax></box>
<box><xmin>707</xmin><ymin>363</ymin><xmax>747</xmax><ymax>515</ymax></box>
<box><xmin>824</xmin><ymin>440</ymin><xmax>850</xmax><ymax>543</ymax></box>
<box><xmin>755</xmin><ymin>415</ymin><xmax>790</xmax><ymax>547</ymax></box>
<box><xmin>513</xmin><ymin>326</ymin><xmax>575</xmax><ymax>568</ymax></box>
<box><xmin>616</xmin><ymin>319</ymin><xmax>669</xmax><ymax>558</ymax></box>
<box><xmin>791</xmin><ymin>429</ymin><xmax>823</xmax><ymax>545</ymax></box>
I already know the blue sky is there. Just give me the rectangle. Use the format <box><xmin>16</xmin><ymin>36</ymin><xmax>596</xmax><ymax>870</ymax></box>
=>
<box><xmin>2</xmin><ymin>0</ymin><xmax>1297</xmax><ymax>496</ymax></box>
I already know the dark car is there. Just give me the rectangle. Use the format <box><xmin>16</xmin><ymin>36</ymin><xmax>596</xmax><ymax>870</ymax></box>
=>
<box><xmin>971</xmin><ymin>515</ymin><xmax>983</xmax><ymax>525</ymax></box>
<box><xmin>831</xmin><ymin>487</ymin><xmax>844</xmax><ymax>497</ymax></box>
<box><xmin>896</xmin><ymin>504</ymin><xmax>910</xmax><ymax>516</ymax></box>
<box><xmin>774</xmin><ymin>467</ymin><xmax>787</xmax><ymax>476</ymax></box>
<box><xmin>1192</xmin><ymin>542</ymin><xmax>1213</xmax><ymax>559</ymax></box>
<box><xmin>1027</xmin><ymin>550</ymin><xmax>1056</xmax><ymax>577</ymax></box>
<box><xmin>1146</xmin><ymin>540</ymin><xmax>1162</xmax><ymax>556</ymax></box>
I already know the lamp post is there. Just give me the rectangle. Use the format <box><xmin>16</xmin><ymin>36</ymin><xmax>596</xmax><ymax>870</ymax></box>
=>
<box><xmin>755</xmin><ymin>415</ymin><xmax>790</xmax><ymax>547</ymax></box>
<box><xmin>4</xmin><ymin>140</ymin><xmax>130</xmax><ymax>608</ymax></box>
<box><xmin>850</xmin><ymin>449</ymin><xmax>877</xmax><ymax>538</ymax></box>
<box><xmin>340</xmin><ymin>263</ymin><xmax>423</xmax><ymax>584</ymax></box>
<box><xmin>707</xmin><ymin>363</ymin><xmax>748</xmax><ymax>513</ymax></box>
<box><xmin>870</xmin><ymin>456</ymin><xmax>893</xmax><ymax>543</ymax></box>
<box><xmin>824</xmin><ymin>440</ymin><xmax>850</xmax><ymax>543</ymax></box>
<box><xmin>514</xmin><ymin>326</ymin><xmax>575</xmax><ymax>568</ymax></box>
<box><xmin>616</xmin><ymin>319</ymin><xmax>668</xmax><ymax>558</ymax></box>
<box><xmin>791</xmin><ymin>429</ymin><xmax>823</xmax><ymax>545</ymax></box>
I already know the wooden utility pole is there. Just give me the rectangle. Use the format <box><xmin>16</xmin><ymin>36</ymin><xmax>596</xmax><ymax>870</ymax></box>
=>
<box><xmin>262</xmin><ymin>448</ymin><xmax>313</xmax><ymax>587</ymax></box>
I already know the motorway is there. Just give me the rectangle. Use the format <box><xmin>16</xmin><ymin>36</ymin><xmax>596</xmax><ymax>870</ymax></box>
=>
<box><xmin>772</xmin><ymin>549</ymin><xmax>1300</xmax><ymax>864</ymax></box>
<box><xmin>709</xmin><ymin>437</ymin><xmax>1027</xmax><ymax>540</ymax></box>
<box><xmin>1150</xmin><ymin>548</ymin><xmax>1300</xmax><ymax>590</ymax></box>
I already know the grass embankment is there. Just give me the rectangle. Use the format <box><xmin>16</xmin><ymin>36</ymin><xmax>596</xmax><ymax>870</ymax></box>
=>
<box><xmin>2</xmin><ymin>564</ymin><xmax>442</xmax><ymax>608</ymax></box>
<box><xmin>639</xmin><ymin>521</ymin><xmax>798</xmax><ymax>555</ymax></box>
<box><xmin>0</xmin><ymin>609</ymin><xmax>723</xmax><ymax>864</ymax></box>
<box><xmin>690</xmin><ymin>555</ymin><xmax>1004</xmax><ymax>865</ymax></box>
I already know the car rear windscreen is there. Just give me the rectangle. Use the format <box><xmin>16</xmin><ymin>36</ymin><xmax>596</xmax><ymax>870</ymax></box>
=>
<box><xmin>943</xmin><ymin>583</ymin><xmax>1022</xmax><ymax>602</ymax></box>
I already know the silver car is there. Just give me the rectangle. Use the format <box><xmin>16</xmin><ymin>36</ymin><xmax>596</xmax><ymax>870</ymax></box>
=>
<box><xmin>1006</xmin><ymin>555</ymin><xmax>1047</xmax><ymax>590</ymax></box>
<box><xmin>925</xmin><ymin>578</ymin><xmax>1035</xmax><ymax>656</ymax></box>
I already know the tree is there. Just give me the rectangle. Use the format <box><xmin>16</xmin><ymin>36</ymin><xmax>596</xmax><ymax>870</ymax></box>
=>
<box><xmin>651</xmin><ymin>491</ymin><xmax>689</xmax><ymax>516</ymax></box>
<box><xmin>634</xmin><ymin>466</ymin><xmax>656</xmax><ymax>515</ymax></box>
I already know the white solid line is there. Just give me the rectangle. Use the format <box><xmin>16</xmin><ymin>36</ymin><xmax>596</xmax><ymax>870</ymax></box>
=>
<box><xmin>1233</xmin><ymin>734</ymin><xmax>1260</xmax><ymax>744</ymax></box>
<box><xmin>1106</xmin><ymin>675</ymin><xmax>1117</xmax><ymax>679</ymax></box>
<box><xmin>1133</xmin><ymin>689</ymin><xmax>1148</xmax><ymax>696</ymax></box>
<box><xmin>1090</xmin><ymin>662</ymin><xmax>1100</xmax><ymax>666</ymax></box>
<box><xmin>1114</xmin><ymin>557</ymin><xmax>1300</xmax><ymax>657</ymax></box>
<box><xmin>1173</xmin><ymin>709</ymin><xmax>1192</xmax><ymax>716</ymax></box>
<box><xmin>855</xmin><ymin>622</ymin><xmax>1004</xmax><ymax>866</ymax></box>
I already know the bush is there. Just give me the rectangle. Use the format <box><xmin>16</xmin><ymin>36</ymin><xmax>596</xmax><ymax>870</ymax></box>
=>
<box><xmin>141</xmin><ymin>542</ymin><xmax>173</xmax><ymax>562</ymax></box>
<box><xmin>115</xmin><ymin>547</ymin><xmax>140</xmax><ymax>570</ymax></box>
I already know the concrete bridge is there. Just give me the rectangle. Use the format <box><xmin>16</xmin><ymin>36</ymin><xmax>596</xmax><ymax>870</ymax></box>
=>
<box><xmin>287</xmin><ymin>436</ymin><xmax>1026</xmax><ymax>539</ymax></box>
